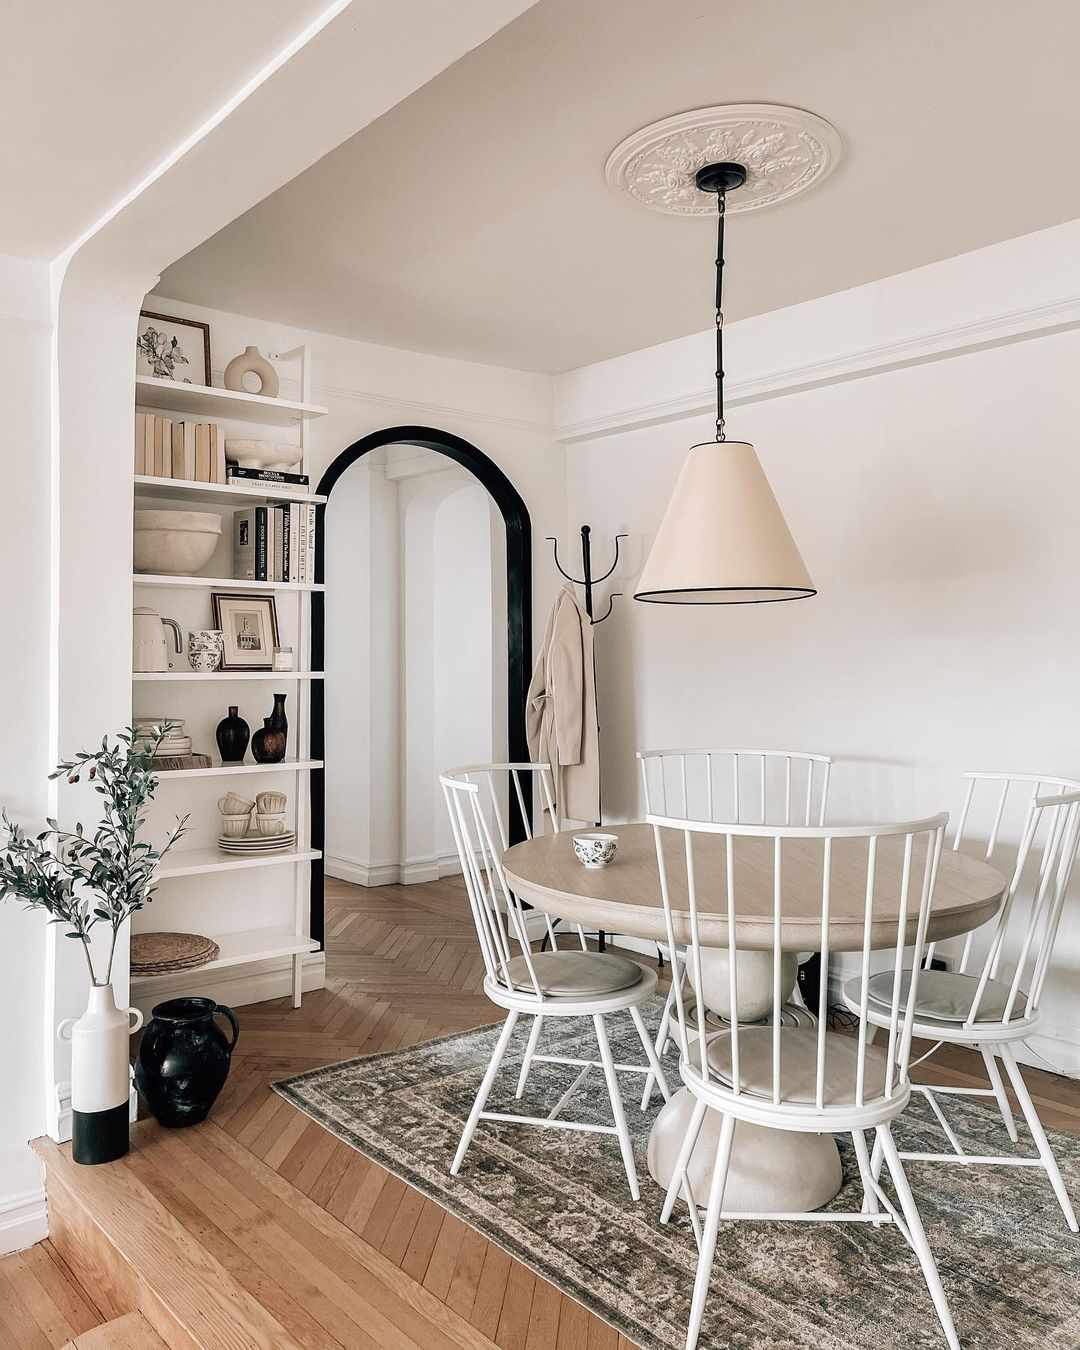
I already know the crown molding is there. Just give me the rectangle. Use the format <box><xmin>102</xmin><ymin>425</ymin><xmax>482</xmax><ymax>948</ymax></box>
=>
<box><xmin>555</xmin><ymin>291</ymin><xmax>1080</xmax><ymax>444</ymax></box>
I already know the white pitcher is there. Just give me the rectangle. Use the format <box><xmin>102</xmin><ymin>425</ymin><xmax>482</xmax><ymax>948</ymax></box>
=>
<box><xmin>132</xmin><ymin>607</ymin><xmax>182</xmax><ymax>673</ymax></box>
<box><xmin>58</xmin><ymin>985</ymin><xmax>143</xmax><ymax>1164</ymax></box>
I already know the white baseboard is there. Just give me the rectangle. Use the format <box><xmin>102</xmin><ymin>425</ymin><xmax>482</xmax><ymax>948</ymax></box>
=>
<box><xmin>130</xmin><ymin>950</ymin><xmax>326</xmax><ymax>1019</ymax></box>
<box><xmin>325</xmin><ymin>852</ymin><xmax>461</xmax><ymax>887</ymax></box>
<box><xmin>0</xmin><ymin>1186</ymin><xmax>48</xmax><ymax>1255</ymax></box>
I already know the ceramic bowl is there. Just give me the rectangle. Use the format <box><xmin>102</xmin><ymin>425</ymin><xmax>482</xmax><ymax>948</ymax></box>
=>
<box><xmin>217</xmin><ymin>793</ymin><xmax>254</xmax><ymax>817</ymax></box>
<box><xmin>254</xmin><ymin>811</ymin><xmax>288</xmax><ymax>837</ymax></box>
<box><xmin>219</xmin><ymin>815</ymin><xmax>251</xmax><ymax>838</ymax></box>
<box><xmin>224</xmin><ymin>439</ymin><xmax>301</xmax><ymax>471</ymax></box>
<box><xmin>255</xmin><ymin>790</ymin><xmax>287</xmax><ymax>814</ymax></box>
<box><xmin>134</xmin><ymin>510</ymin><xmax>222</xmax><ymax>575</ymax></box>
<box><xmin>572</xmin><ymin>832</ymin><xmax>619</xmax><ymax>869</ymax></box>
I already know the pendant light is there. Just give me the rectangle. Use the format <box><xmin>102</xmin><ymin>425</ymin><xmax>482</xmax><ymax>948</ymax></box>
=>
<box><xmin>633</xmin><ymin>162</ymin><xmax>815</xmax><ymax>605</ymax></box>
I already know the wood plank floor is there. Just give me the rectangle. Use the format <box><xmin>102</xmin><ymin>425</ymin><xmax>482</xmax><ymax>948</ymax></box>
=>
<box><xmin>4</xmin><ymin>873</ymin><xmax>1080</xmax><ymax>1349</ymax></box>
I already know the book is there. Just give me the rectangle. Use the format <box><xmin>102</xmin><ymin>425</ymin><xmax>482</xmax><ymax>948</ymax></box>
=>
<box><xmin>155</xmin><ymin>417</ymin><xmax>169</xmax><ymax>476</ymax></box>
<box><xmin>255</xmin><ymin>505</ymin><xmax>268</xmax><ymax>581</ymax></box>
<box><xmin>195</xmin><ymin>424</ymin><xmax>211</xmax><ymax>483</ymax></box>
<box><xmin>134</xmin><ymin>412</ymin><xmax>147</xmax><ymax>475</ymax></box>
<box><xmin>280</xmin><ymin>503</ymin><xmax>291</xmax><ymax>582</ymax></box>
<box><xmin>234</xmin><ymin>509</ymin><xmax>256</xmax><ymax>580</ymax></box>
<box><xmin>306</xmin><ymin>504</ymin><xmax>317</xmax><ymax>582</ymax></box>
<box><xmin>211</xmin><ymin>424</ymin><xmax>226</xmax><ymax>485</ymax></box>
<box><xmin>181</xmin><ymin>422</ymin><xmax>197</xmax><ymax>481</ymax></box>
<box><xmin>289</xmin><ymin>502</ymin><xmax>299</xmax><ymax>583</ymax></box>
<box><xmin>226</xmin><ymin>466</ymin><xmax>310</xmax><ymax>487</ymax></box>
<box><xmin>171</xmin><ymin>421</ymin><xmax>185</xmax><ymax>479</ymax></box>
<box><xmin>267</xmin><ymin>505</ymin><xmax>278</xmax><ymax>582</ymax></box>
<box><xmin>150</xmin><ymin>753</ymin><xmax>212</xmax><ymax>772</ymax></box>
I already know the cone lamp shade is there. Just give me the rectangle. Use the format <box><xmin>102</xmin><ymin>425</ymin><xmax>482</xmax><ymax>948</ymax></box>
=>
<box><xmin>634</xmin><ymin>439</ymin><xmax>815</xmax><ymax>604</ymax></box>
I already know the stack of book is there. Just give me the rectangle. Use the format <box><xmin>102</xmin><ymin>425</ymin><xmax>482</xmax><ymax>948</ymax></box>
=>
<box><xmin>234</xmin><ymin>504</ymin><xmax>318</xmax><ymax>582</ymax></box>
<box><xmin>135</xmin><ymin>413</ymin><xmax>226</xmax><ymax>484</ymax></box>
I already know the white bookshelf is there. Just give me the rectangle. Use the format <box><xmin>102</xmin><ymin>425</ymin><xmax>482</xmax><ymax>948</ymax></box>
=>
<box><xmin>135</xmin><ymin>376</ymin><xmax>327</xmax><ymax>424</ymax></box>
<box><xmin>133</xmin><ymin>344</ymin><xmax>324</xmax><ymax>1009</ymax></box>
<box><xmin>133</xmin><ymin>671</ymin><xmax>325</xmax><ymax>682</ymax></box>
<box><xmin>135</xmin><ymin>573</ymin><xmax>325</xmax><ymax>593</ymax></box>
<box><xmin>134</xmin><ymin>475</ymin><xmax>326</xmax><ymax>508</ymax></box>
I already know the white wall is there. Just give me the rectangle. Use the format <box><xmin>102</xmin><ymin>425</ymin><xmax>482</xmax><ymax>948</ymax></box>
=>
<box><xmin>556</xmin><ymin>221</ymin><xmax>1080</xmax><ymax>1072</ymax></box>
<box><xmin>325</xmin><ymin>452</ymin><xmax>498</xmax><ymax>885</ymax></box>
<box><xmin>0</xmin><ymin>256</ymin><xmax>53</xmax><ymax>1251</ymax></box>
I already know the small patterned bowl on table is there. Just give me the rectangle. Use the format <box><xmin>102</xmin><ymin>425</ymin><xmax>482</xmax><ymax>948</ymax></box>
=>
<box><xmin>572</xmin><ymin>832</ymin><xmax>619</xmax><ymax>869</ymax></box>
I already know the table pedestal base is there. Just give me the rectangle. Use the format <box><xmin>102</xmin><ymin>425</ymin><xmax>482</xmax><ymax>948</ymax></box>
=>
<box><xmin>646</xmin><ymin>1087</ymin><xmax>843</xmax><ymax>1214</ymax></box>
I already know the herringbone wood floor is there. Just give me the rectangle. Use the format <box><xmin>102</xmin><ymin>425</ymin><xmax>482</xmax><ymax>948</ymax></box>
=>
<box><xmin>4</xmin><ymin>874</ymin><xmax>1080</xmax><ymax>1349</ymax></box>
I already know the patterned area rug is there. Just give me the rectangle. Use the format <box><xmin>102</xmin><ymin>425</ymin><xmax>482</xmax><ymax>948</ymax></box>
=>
<box><xmin>274</xmin><ymin>1000</ymin><xmax>1080</xmax><ymax>1349</ymax></box>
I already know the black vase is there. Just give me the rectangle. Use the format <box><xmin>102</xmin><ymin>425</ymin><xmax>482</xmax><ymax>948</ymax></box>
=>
<box><xmin>251</xmin><ymin>693</ymin><xmax>288</xmax><ymax>763</ymax></box>
<box><xmin>215</xmin><ymin>705</ymin><xmax>250</xmax><ymax>763</ymax></box>
<box><xmin>134</xmin><ymin>997</ymin><xmax>238</xmax><ymax>1128</ymax></box>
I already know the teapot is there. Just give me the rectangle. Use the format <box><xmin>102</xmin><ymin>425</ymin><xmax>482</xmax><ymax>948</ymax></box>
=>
<box><xmin>133</xmin><ymin>607</ymin><xmax>182</xmax><ymax>673</ymax></box>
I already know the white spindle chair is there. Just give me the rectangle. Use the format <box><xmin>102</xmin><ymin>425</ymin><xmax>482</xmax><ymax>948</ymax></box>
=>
<box><xmin>846</xmin><ymin>775</ymin><xmax>1080</xmax><ymax>1232</ymax></box>
<box><xmin>651</xmin><ymin>810</ymin><xmax>958</xmax><ymax>1350</ymax></box>
<box><xmin>441</xmin><ymin>764</ymin><xmax>674</xmax><ymax>1200</ymax></box>
<box><xmin>637</xmin><ymin>748</ymin><xmax>833</xmax><ymax>1107</ymax></box>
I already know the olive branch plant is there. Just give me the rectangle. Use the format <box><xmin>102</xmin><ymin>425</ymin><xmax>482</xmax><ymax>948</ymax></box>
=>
<box><xmin>0</xmin><ymin>724</ymin><xmax>188</xmax><ymax>988</ymax></box>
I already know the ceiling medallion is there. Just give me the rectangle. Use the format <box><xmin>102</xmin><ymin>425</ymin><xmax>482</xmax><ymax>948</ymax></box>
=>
<box><xmin>604</xmin><ymin>103</ymin><xmax>842</xmax><ymax>216</ymax></box>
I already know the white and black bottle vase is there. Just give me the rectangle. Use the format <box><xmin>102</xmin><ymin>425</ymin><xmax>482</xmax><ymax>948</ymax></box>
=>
<box><xmin>57</xmin><ymin>985</ymin><xmax>143</xmax><ymax>1164</ymax></box>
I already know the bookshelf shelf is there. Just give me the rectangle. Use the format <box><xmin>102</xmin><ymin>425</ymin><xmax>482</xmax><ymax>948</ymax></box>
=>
<box><xmin>134</xmin><ymin>573</ymin><xmax>325</xmax><ymax>593</ymax></box>
<box><xmin>132</xmin><ymin>343</ymin><xmax>323</xmax><ymax>1010</ymax></box>
<box><xmin>133</xmin><ymin>671</ymin><xmax>324</xmax><ymax>682</ymax></box>
<box><xmin>136</xmin><ymin>376</ymin><xmax>327</xmax><ymax>425</ymax></box>
<box><xmin>156</xmin><ymin>847</ymin><xmax>321</xmax><ymax>879</ymax></box>
<box><xmin>153</xmin><ymin>758</ymin><xmax>323</xmax><ymax>780</ymax></box>
<box><xmin>130</xmin><ymin>929</ymin><xmax>320</xmax><ymax>987</ymax></box>
<box><xmin>134</xmin><ymin>475</ymin><xmax>326</xmax><ymax>508</ymax></box>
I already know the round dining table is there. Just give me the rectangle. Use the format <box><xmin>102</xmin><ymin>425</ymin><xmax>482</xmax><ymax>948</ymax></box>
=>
<box><xmin>503</xmin><ymin>822</ymin><xmax>1008</xmax><ymax>1214</ymax></box>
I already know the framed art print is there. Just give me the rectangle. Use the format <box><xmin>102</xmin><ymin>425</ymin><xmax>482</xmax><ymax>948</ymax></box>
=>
<box><xmin>136</xmin><ymin>310</ymin><xmax>212</xmax><ymax>385</ymax></box>
<box><xmin>211</xmin><ymin>593</ymin><xmax>280</xmax><ymax>671</ymax></box>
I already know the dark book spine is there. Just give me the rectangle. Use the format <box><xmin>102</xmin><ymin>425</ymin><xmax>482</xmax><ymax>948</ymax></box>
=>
<box><xmin>255</xmin><ymin>506</ymin><xmax>267</xmax><ymax>582</ymax></box>
<box><xmin>227</xmin><ymin>466</ymin><xmax>310</xmax><ymax>486</ymax></box>
<box><xmin>281</xmin><ymin>503</ymin><xmax>291</xmax><ymax>582</ymax></box>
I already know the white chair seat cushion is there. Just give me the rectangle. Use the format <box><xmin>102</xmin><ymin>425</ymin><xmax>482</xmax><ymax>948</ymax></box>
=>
<box><xmin>699</xmin><ymin>1027</ymin><xmax>889</xmax><ymax>1107</ymax></box>
<box><xmin>852</xmin><ymin>969</ymin><xmax>1027</xmax><ymax>1024</ymax></box>
<box><xmin>499</xmin><ymin>951</ymin><xmax>644</xmax><ymax>997</ymax></box>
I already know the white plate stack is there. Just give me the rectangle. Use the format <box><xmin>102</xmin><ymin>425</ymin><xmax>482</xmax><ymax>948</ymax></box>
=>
<box><xmin>218</xmin><ymin>829</ymin><xmax>297</xmax><ymax>855</ymax></box>
<box><xmin>134</xmin><ymin>715</ymin><xmax>192</xmax><ymax>757</ymax></box>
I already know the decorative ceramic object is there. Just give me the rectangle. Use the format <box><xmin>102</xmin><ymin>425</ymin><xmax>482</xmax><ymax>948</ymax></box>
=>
<box><xmin>219</xmin><ymin>814</ymin><xmax>252</xmax><ymax>839</ymax></box>
<box><xmin>254</xmin><ymin>811</ymin><xmax>288</xmax><ymax>837</ymax></box>
<box><xmin>572</xmin><ymin>832</ymin><xmax>619</xmax><ymax>869</ymax></box>
<box><xmin>217</xmin><ymin>792</ymin><xmax>254</xmax><ymax>816</ymax></box>
<box><xmin>251</xmin><ymin>693</ymin><xmax>288</xmax><ymax>763</ymax></box>
<box><xmin>57</xmin><ymin>985</ymin><xmax>143</xmax><ymax>1164</ymax></box>
<box><xmin>224</xmin><ymin>439</ymin><xmax>300</xmax><ymax>470</ymax></box>
<box><xmin>215</xmin><ymin>706</ymin><xmax>250</xmax><ymax>764</ymax></box>
<box><xmin>134</xmin><ymin>509</ymin><xmax>222</xmax><ymax>575</ymax></box>
<box><xmin>134</xmin><ymin>997</ymin><xmax>239</xmax><ymax>1128</ymax></box>
<box><xmin>223</xmin><ymin>346</ymin><xmax>279</xmax><ymax>397</ymax></box>
<box><xmin>187</xmin><ymin>629</ymin><xmax>223</xmax><ymax>672</ymax></box>
<box><xmin>255</xmin><ymin>790</ymin><xmax>287</xmax><ymax>814</ymax></box>
<box><xmin>132</xmin><ymin>607</ymin><xmax>183</xmax><ymax>673</ymax></box>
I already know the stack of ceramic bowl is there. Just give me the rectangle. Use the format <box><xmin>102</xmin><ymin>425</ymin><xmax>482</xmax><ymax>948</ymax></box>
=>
<box><xmin>130</xmin><ymin>931</ymin><xmax>220</xmax><ymax>975</ymax></box>
<box><xmin>133</xmin><ymin>716</ymin><xmax>192</xmax><ymax>757</ymax></box>
<box><xmin>216</xmin><ymin>790</ymin><xmax>294</xmax><ymax>853</ymax></box>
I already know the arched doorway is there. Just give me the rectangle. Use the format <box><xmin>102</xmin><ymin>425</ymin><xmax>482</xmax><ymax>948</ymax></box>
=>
<box><xmin>308</xmin><ymin>425</ymin><xmax>532</xmax><ymax>943</ymax></box>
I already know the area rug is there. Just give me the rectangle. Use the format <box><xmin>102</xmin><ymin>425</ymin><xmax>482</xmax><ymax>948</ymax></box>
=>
<box><xmin>274</xmin><ymin>1000</ymin><xmax>1080</xmax><ymax>1349</ymax></box>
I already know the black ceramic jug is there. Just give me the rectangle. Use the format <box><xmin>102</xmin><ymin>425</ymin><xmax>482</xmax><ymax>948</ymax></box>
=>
<box><xmin>134</xmin><ymin>997</ymin><xmax>239</xmax><ymax>1127</ymax></box>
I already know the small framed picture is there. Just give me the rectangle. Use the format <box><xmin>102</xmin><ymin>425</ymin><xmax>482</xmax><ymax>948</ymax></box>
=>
<box><xmin>136</xmin><ymin>310</ymin><xmax>212</xmax><ymax>385</ymax></box>
<box><xmin>211</xmin><ymin>593</ymin><xmax>280</xmax><ymax>671</ymax></box>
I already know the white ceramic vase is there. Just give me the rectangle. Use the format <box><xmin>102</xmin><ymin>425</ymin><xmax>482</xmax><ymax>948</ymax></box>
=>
<box><xmin>223</xmin><ymin>345</ymin><xmax>280</xmax><ymax>397</ymax></box>
<box><xmin>57</xmin><ymin>984</ymin><xmax>143</xmax><ymax>1164</ymax></box>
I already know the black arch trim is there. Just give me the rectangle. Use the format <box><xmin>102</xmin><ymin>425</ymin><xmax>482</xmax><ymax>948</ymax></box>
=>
<box><xmin>309</xmin><ymin>426</ymin><xmax>533</xmax><ymax>947</ymax></box>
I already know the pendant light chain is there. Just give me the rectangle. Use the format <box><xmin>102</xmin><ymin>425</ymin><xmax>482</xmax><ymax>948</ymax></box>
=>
<box><xmin>714</xmin><ymin>187</ymin><xmax>727</xmax><ymax>442</ymax></box>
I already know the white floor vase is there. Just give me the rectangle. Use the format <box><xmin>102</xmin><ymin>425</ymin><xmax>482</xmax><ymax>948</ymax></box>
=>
<box><xmin>57</xmin><ymin>985</ymin><xmax>143</xmax><ymax>1164</ymax></box>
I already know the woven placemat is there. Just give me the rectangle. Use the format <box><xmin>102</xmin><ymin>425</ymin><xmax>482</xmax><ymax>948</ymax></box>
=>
<box><xmin>131</xmin><ymin>931</ymin><xmax>219</xmax><ymax>973</ymax></box>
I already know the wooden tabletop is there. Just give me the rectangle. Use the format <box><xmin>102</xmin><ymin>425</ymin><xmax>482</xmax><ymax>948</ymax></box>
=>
<box><xmin>503</xmin><ymin>823</ymin><xmax>1007</xmax><ymax>953</ymax></box>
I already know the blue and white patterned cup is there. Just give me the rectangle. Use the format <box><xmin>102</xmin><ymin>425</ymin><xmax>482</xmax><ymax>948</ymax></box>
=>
<box><xmin>572</xmin><ymin>832</ymin><xmax>619</xmax><ymax>869</ymax></box>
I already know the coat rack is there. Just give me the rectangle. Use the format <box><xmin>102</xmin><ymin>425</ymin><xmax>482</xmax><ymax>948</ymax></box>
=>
<box><xmin>546</xmin><ymin>526</ymin><xmax>627</xmax><ymax>623</ymax></box>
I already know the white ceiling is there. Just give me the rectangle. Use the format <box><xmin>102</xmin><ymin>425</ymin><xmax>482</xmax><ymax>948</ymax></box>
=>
<box><xmin>157</xmin><ymin>0</ymin><xmax>1080</xmax><ymax>373</ymax></box>
<box><xmin>0</xmin><ymin>0</ymin><xmax>331</xmax><ymax>259</ymax></box>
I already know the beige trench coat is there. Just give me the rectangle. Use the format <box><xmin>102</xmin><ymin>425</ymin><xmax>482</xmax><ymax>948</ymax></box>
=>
<box><xmin>525</xmin><ymin>585</ymin><xmax>600</xmax><ymax>826</ymax></box>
